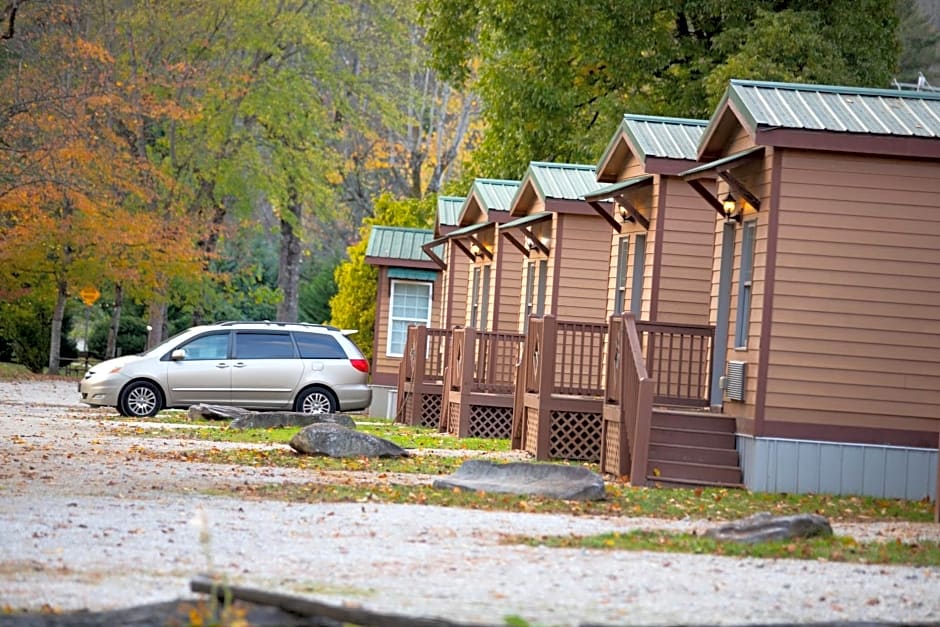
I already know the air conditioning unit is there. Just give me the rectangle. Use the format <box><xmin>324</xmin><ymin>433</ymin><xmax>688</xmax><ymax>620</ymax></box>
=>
<box><xmin>725</xmin><ymin>360</ymin><xmax>746</xmax><ymax>401</ymax></box>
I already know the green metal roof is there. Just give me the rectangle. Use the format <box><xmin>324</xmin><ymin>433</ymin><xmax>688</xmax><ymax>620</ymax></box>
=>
<box><xmin>499</xmin><ymin>212</ymin><xmax>553</xmax><ymax>231</ymax></box>
<box><xmin>470</xmin><ymin>178</ymin><xmax>519</xmax><ymax>213</ymax></box>
<box><xmin>680</xmin><ymin>147</ymin><xmax>765</xmax><ymax>178</ymax></box>
<box><xmin>524</xmin><ymin>162</ymin><xmax>602</xmax><ymax>200</ymax></box>
<box><xmin>436</xmin><ymin>196</ymin><xmax>464</xmax><ymax>227</ymax></box>
<box><xmin>725</xmin><ymin>79</ymin><xmax>940</xmax><ymax>137</ymax></box>
<box><xmin>583</xmin><ymin>175</ymin><xmax>654</xmax><ymax>201</ymax></box>
<box><xmin>446</xmin><ymin>222</ymin><xmax>490</xmax><ymax>238</ymax></box>
<box><xmin>388</xmin><ymin>268</ymin><xmax>437</xmax><ymax>281</ymax></box>
<box><xmin>622</xmin><ymin>115</ymin><xmax>706</xmax><ymax>160</ymax></box>
<box><xmin>366</xmin><ymin>226</ymin><xmax>435</xmax><ymax>262</ymax></box>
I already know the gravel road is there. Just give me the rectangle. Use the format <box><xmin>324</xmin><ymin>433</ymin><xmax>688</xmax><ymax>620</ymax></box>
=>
<box><xmin>1</xmin><ymin>378</ymin><xmax>939</xmax><ymax>626</ymax></box>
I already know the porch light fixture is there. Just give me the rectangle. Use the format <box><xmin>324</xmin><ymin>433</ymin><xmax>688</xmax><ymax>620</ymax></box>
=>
<box><xmin>722</xmin><ymin>193</ymin><xmax>737</xmax><ymax>221</ymax></box>
<box><xmin>617</xmin><ymin>205</ymin><xmax>630</xmax><ymax>222</ymax></box>
<box><xmin>469</xmin><ymin>242</ymin><xmax>482</xmax><ymax>257</ymax></box>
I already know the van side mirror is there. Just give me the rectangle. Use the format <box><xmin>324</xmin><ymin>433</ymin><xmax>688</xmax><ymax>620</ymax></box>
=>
<box><xmin>171</xmin><ymin>349</ymin><xmax>187</xmax><ymax>361</ymax></box>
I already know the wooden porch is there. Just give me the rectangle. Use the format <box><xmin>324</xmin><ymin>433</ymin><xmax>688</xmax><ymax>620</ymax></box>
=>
<box><xmin>395</xmin><ymin>325</ymin><xmax>449</xmax><ymax>429</ymax></box>
<box><xmin>441</xmin><ymin>327</ymin><xmax>525</xmax><ymax>438</ymax></box>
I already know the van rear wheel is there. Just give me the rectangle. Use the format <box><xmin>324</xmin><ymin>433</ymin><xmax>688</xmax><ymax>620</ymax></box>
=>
<box><xmin>294</xmin><ymin>387</ymin><xmax>337</xmax><ymax>415</ymax></box>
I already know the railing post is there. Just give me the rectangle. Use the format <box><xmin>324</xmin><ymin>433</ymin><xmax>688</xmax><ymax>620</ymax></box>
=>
<box><xmin>535</xmin><ymin>315</ymin><xmax>556</xmax><ymax>460</ymax></box>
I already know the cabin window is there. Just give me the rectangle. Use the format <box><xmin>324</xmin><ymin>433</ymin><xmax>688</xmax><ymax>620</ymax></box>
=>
<box><xmin>387</xmin><ymin>280</ymin><xmax>432</xmax><ymax>357</ymax></box>
<box><xmin>480</xmin><ymin>265</ymin><xmax>491</xmax><ymax>331</ymax></box>
<box><xmin>735</xmin><ymin>220</ymin><xmax>757</xmax><ymax>348</ymax></box>
<box><xmin>613</xmin><ymin>236</ymin><xmax>629</xmax><ymax>314</ymax></box>
<box><xmin>470</xmin><ymin>266</ymin><xmax>481</xmax><ymax>329</ymax></box>
<box><xmin>523</xmin><ymin>259</ymin><xmax>548</xmax><ymax>332</ymax></box>
<box><xmin>630</xmin><ymin>233</ymin><xmax>647</xmax><ymax>317</ymax></box>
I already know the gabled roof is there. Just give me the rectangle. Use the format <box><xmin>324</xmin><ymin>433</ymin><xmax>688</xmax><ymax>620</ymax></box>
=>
<box><xmin>365</xmin><ymin>226</ymin><xmax>438</xmax><ymax>267</ymax></box>
<box><xmin>436</xmin><ymin>196</ymin><xmax>464</xmax><ymax>228</ymax></box>
<box><xmin>525</xmin><ymin>162</ymin><xmax>600</xmax><ymax>199</ymax></box>
<box><xmin>458</xmin><ymin>178</ymin><xmax>520</xmax><ymax>226</ymax></box>
<box><xmin>472</xmin><ymin>178</ymin><xmax>519</xmax><ymax>213</ymax></box>
<box><xmin>596</xmin><ymin>115</ymin><xmax>706</xmax><ymax>179</ymax></box>
<box><xmin>699</xmin><ymin>79</ymin><xmax>940</xmax><ymax>159</ymax></box>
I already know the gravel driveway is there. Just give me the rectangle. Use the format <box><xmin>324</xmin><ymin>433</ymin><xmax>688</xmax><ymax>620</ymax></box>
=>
<box><xmin>1</xmin><ymin>378</ymin><xmax>939</xmax><ymax>626</ymax></box>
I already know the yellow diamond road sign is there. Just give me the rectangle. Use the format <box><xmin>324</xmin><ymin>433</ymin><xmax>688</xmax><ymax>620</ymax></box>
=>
<box><xmin>79</xmin><ymin>286</ymin><xmax>100</xmax><ymax>306</ymax></box>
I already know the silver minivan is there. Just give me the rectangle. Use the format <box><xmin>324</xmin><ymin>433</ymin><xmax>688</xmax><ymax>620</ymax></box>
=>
<box><xmin>79</xmin><ymin>321</ymin><xmax>371</xmax><ymax>417</ymax></box>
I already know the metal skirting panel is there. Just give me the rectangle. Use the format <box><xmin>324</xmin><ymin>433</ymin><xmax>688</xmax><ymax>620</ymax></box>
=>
<box><xmin>738</xmin><ymin>435</ymin><xmax>937</xmax><ymax>501</ymax></box>
<box><xmin>368</xmin><ymin>385</ymin><xmax>396</xmax><ymax>420</ymax></box>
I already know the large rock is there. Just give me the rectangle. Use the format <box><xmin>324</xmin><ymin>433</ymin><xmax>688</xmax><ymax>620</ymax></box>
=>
<box><xmin>187</xmin><ymin>404</ymin><xmax>252</xmax><ymax>421</ymax></box>
<box><xmin>289</xmin><ymin>423</ymin><xmax>408</xmax><ymax>458</ymax></box>
<box><xmin>705</xmin><ymin>512</ymin><xmax>833</xmax><ymax>544</ymax></box>
<box><xmin>230</xmin><ymin>411</ymin><xmax>356</xmax><ymax>430</ymax></box>
<box><xmin>432</xmin><ymin>459</ymin><xmax>605</xmax><ymax>501</ymax></box>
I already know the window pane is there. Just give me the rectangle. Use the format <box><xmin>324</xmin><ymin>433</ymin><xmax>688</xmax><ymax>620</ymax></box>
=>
<box><xmin>631</xmin><ymin>234</ymin><xmax>647</xmax><ymax>317</ymax></box>
<box><xmin>614</xmin><ymin>237</ymin><xmax>629</xmax><ymax>314</ymax></box>
<box><xmin>388</xmin><ymin>281</ymin><xmax>431</xmax><ymax>356</ymax></box>
<box><xmin>234</xmin><ymin>332</ymin><xmax>296</xmax><ymax>359</ymax></box>
<box><xmin>180</xmin><ymin>332</ymin><xmax>229</xmax><ymax>360</ymax></box>
<box><xmin>294</xmin><ymin>333</ymin><xmax>345</xmax><ymax>359</ymax></box>
<box><xmin>735</xmin><ymin>221</ymin><xmax>757</xmax><ymax>347</ymax></box>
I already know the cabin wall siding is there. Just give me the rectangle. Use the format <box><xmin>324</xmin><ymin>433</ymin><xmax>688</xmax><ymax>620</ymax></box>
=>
<box><xmin>651</xmin><ymin>178</ymin><xmax>714</xmax><ymax>325</ymax></box>
<box><xmin>764</xmin><ymin>150</ymin><xmax>940</xmax><ymax>437</ymax></box>
<box><xmin>444</xmin><ymin>242</ymin><xmax>470</xmax><ymax>328</ymax></box>
<box><xmin>555</xmin><ymin>213</ymin><xmax>613</xmax><ymax>323</ymax></box>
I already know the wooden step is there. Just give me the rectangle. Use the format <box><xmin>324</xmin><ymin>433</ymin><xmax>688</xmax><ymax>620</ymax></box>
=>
<box><xmin>648</xmin><ymin>442</ymin><xmax>739</xmax><ymax>466</ymax></box>
<box><xmin>646</xmin><ymin>458</ymin><xmax>743</xmax><ymax>485</ymax></box>
<box><xmin>650</xmin><ymin>426</ymin><xmax>736</xmax><ymax>449</ymax></box>
<box><xmin>651</xmin><ymin>409</ymin><xmax>736</xmax><ymax>433</ymax></box>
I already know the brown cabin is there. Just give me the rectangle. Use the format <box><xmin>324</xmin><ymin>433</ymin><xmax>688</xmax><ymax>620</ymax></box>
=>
<box><xmin>364</xmin><ymin>226</ymin><xmax>442</xmax><ymax>419</ymax></box>
<box><xmin>679</xmin><ymin>79</ymin><xmax>940</xmax><ymax>499</ymax></box>
<box><xmin>423</xmin><ymin>196</ymin><xmax>468</xmax><ymax>330</ymax></box>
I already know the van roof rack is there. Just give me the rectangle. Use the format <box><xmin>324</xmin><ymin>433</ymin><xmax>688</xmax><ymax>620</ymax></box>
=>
<box><xmin>217</xmin><ymin>320</ymin><xmax>341</xmax><ymax>332</ymax></box>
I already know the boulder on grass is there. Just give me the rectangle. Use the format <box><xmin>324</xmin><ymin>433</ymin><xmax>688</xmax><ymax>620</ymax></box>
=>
<box><xmin>705</xmin><ymin>512</ymin><xmax>833</xmax><ymax>544</ymax></box>
<box><xmin>432</xmin><ymin>459</ymin><xmax>605</xmax><ymax>501</ymax></box>
<box><xmin>289</xmin><ymin>423</ymin><xmax>408</xmax><ymax>458</ymax></box>
<box><xmin>230</xmin><ymin>411</ymin><xmax>356</xmax><ymax>430</ymax></box>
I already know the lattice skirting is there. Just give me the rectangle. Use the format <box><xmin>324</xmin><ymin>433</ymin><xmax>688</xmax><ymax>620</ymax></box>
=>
<box><xmin>418</xmin><ymin>393</ymin><xmax>441</xmax><ymax>429</ymax></box>
<box><xmin>550</xmin><ymin>410</ymin><xmax>602</xmax><ymax>462</ymax></box>
<box><xmin>468</xmin><ymin>405</ymin><xmax>512</xmax><ymax>439</ymax></box>
<box><xmin>602</xmin><ymin>419</ymin><xmax>623</xmax><ymax>476</ymax></box>
<box><xmin>446</xmin><ymin>401</ymin><xmax>460</xmax><ymax>435</ymax></box>
<box><xmin>523</xmin><ymin>407</ymin><xmax>539</xmax><ymax>456</ymax></box>
<box><xmin>395</xmin><ymin>392</ymin><xmax>412</xmax><ymax>425</ymax></box>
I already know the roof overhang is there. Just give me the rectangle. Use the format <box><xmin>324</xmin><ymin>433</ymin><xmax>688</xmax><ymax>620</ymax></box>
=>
<box><xmin>583</xmin><ymin>175</ymin><xmax>653</xmax><ymax>232</ymax></box>
<box><xmin>680</xmin><ymin>147</ymin><xmax>765</xmax><ymax>223</ymax></box>
<box><xmin>446</xmin><ymin>222</ymin><xmax>494</xmax><ymax>261</ymax></box>
<box><xmin>498</xmin><ymin>212</ymin><xmax>552</xmax><ymax>258</ymax></box>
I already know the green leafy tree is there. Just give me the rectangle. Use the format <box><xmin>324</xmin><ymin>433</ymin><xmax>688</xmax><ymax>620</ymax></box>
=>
<box><xmin>421</xmin><ymin>0</ymin><xmax>902</xmax><ymax>179</ymax></box>
<box><xmin>330</xmin><ymin>193</ymin><xmax>435</xmax><ymax>362</ymax></box>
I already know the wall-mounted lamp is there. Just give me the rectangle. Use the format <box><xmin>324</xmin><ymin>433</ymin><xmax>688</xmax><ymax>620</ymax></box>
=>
<box><xmin>617</xmin><ymin>205</ymin><xmax>630</xmax><ymax>222</ymax></box>
<box><xmin>469</xmin><ymin>242</ymin><xmax>482</xmax><ymax>257</ymax></box>
<box><xmin>722</xmin><ymin>193</ymin><xmax>737</xmax><ymax>222</ymax></box>
<box><xmin>524</xmin><ymin>236</ymin><xmax>536</xmax><ymax>250</ymax></box>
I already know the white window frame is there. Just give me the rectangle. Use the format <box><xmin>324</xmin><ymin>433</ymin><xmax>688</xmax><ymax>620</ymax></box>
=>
<box><xmin>386</xmin><ymin>279</ymin><xmax>433</xmax><ymax>357</ymax></box>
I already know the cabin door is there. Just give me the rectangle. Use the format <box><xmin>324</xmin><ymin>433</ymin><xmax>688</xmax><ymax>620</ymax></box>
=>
<box><xmin>710</xmin><ymin>222</ymin><xmax>736</xmax><ymax>408</ymax></box>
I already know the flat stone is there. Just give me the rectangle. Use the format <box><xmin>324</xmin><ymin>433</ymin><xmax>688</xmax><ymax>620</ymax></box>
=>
<box><xmin>230</xmin><ymin>412</ymin><xmax>356</xmax><ymax>430</ymax></box>
<box><xmin>187</xmin><ymin>404</ymin><xmax>253</xmax><ymax>421</ymax></box>
<box><xmin>289</xmin><ymin>423</ymin><xmax>408</xmax><ymax>458</ymax></box>
<box><xmin>432</xmin><ymin>459</ymin><xmax>605</xmax><ymax>501</ymax></box>
<box><xmin>705</xmin><ymin>512</ymin><xmax>834</xmax><ymax>544</ymax></box>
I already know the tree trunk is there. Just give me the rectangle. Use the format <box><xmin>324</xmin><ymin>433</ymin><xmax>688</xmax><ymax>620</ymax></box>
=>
<box><xmin>106</xmin><ymin>283</ymin><xmax>123</xmax><ymax>359</ymax></box>
<box><xmin>146</xmin><ymin>300</ymin><xmax>167</xmax><ymax>349</ymax></box>
<box><xmin>276</xmin><ymin>191</ymin><xmax>303</xmax><ymax>322</ymax></box>
<box><xmin>47</xmin><ymin>279</ymin><xmax>68</xmax><ymax>374</ymax></box>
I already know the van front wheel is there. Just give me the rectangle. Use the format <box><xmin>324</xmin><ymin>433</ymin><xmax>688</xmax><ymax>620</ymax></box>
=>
<box><xmin>118</xmin><ymin>381</ymin><xmax>163</xmax><ymax>417</ymax></box>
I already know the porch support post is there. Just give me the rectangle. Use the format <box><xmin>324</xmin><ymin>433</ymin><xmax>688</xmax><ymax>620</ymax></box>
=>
<box><xmin>457</xmin><ymin>327</ymin><xmax>475</xmax><ymax>438</ymax></box>
<box><xmin>535</xmin><ymin>315</ymin><xmax>556</xmax><ymax>460</ymax></box>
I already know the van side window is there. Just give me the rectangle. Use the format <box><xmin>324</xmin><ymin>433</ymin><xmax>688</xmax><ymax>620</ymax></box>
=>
<box><xmin>294</xmin><ymin>333</ymin><xmax>345</xmax><ymax>359</ymax></box>
<box><xmin>233</xmin><ymin>332</ymin><xmax>296</xmax><ymax>359</ymax></box>
<box><xmin>178</xmin><ymin>332</ymin><xmax>230</xmax><ymax>360</ymax></box>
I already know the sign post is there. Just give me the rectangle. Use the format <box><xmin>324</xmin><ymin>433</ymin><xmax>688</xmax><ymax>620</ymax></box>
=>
<box><xmin>78</xmin><ymin>286</ymin><xmax>100</xmax><ymax>369</ymax></box>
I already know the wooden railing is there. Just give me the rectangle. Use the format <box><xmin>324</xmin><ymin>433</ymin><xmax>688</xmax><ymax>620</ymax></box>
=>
<box><xmin>636</xmin><ymin>321</ymin><xmax>713</xmax><ymax>407</ymax></box>
<box><xmin>400</xmin><ymin>325</ymin><xmax>449</xmax><ymax>385</ymax></box>
<box><xmin>521</xmin><ymin>316</ymin><xmax>607</xmax><ymax>397</ymax></box>
<box><xmin>603</xmin><ymin>313</ymin><xmax>654</xmax><ymax>484</ymax></box>
<box><xmin>449</xmin><ymin>327</ymin><xmax>524</xmax><ymax>395</ymax></box>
